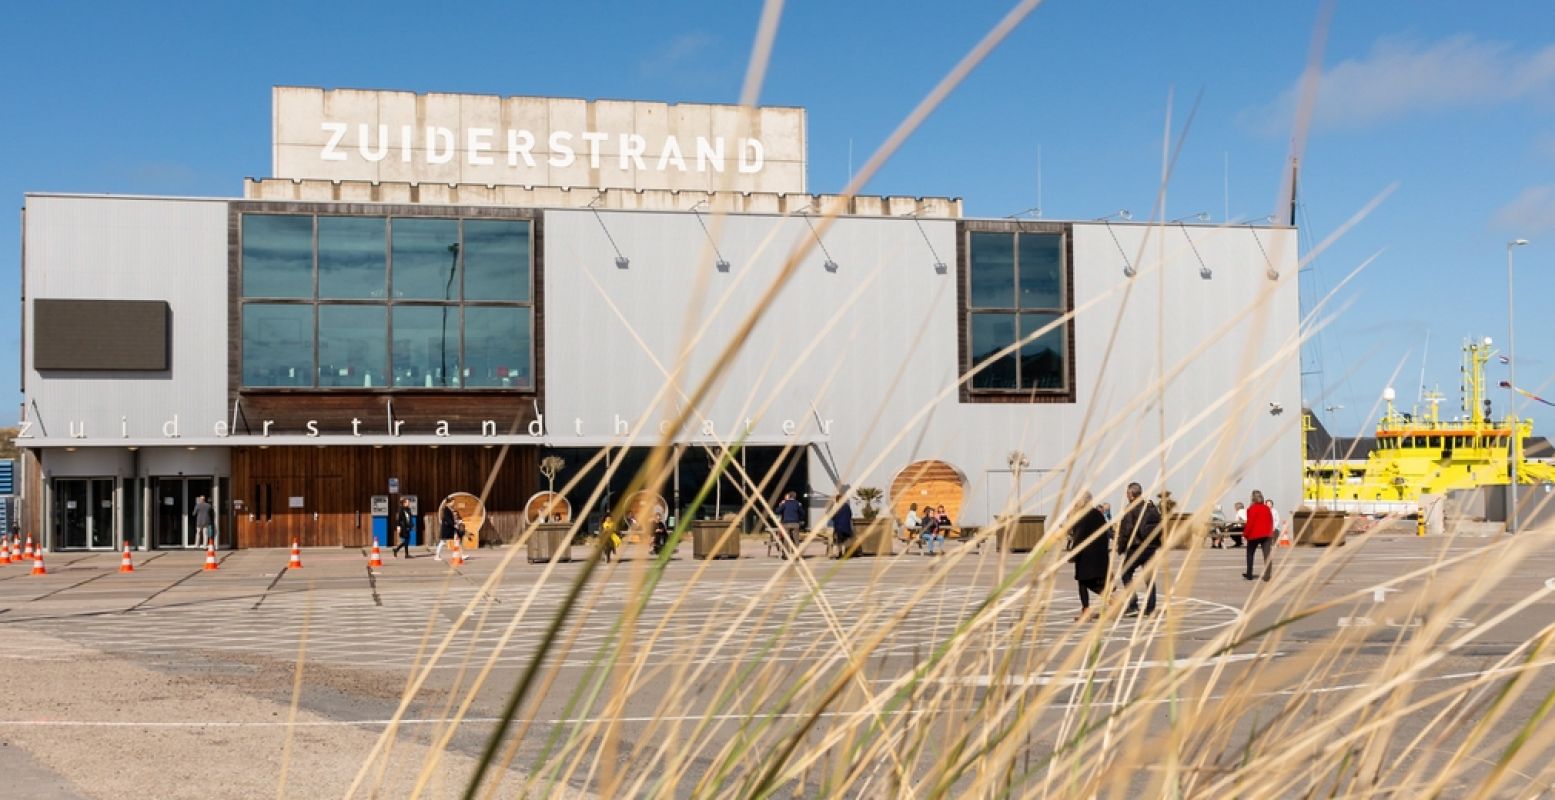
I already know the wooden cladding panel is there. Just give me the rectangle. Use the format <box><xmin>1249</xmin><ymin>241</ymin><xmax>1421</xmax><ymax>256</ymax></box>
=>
<box><xmin>232</xmin><ymin>445</ymin><xmax>538</xmax><ymax>548</ymax></box>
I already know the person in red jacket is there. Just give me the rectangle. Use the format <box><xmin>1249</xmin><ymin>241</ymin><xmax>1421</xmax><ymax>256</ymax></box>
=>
<box><xmin>1243</xmin><ymin>490</ymin><xmax>1274</xmax><ymax>581</ymax></box>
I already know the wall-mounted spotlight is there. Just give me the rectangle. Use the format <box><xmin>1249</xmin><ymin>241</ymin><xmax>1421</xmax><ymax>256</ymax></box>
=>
<box><xmin>587</xmin><ymin>192</ymin><xmax>630</xmax><ymax>269</ymax></box>
<box><xmin>1100</xmin><ymin>216</ymin><xmax>1136</xmax><ymax>277</ymax></box>
<box><xmin>902</xmin><ymin>207</ymin><xmax>948</xmax><ymax>274</ymax></box>
<box><xmin>795</xmin><ymin>205</ymin><xmax>839</xmax><ymax>272</ymax></box>
<box><xmin>1268</xmin><ymin>402</ymin><xmax>1284</xmax><ymax>416</ymax></box>
<box><xmin>1095</xmin><ymin>210</ymin><xmax>1132</xmax><ymax>222</ymax></box>
<box><xmin>1179</xmin><ymin>222</ymin><xmax>1213</xmax><ymax>280</ymax></box>
<box><xmin>1249</xmin><ymin>225</ymin><xmax>1279</xmax><ymax>281</ymax></box>
<box><xmin>690</xmin><ymin>200</ymin><xmax>732</xmax><ymax>272</ymax></box>
<box><xmin>1171</xmin><ymin>211</ymin><xmax>1210</xmax><ymax>223</ymax></box>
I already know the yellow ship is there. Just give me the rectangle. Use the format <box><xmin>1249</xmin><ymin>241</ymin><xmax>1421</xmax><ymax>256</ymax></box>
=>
<box><xmin>1304</xmin><ymin>338</ymin><xmax>1555</xmax><ymax>513</ymax></box>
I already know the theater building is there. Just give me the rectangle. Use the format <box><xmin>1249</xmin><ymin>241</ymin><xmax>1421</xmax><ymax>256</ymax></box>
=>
<box><xmin>16</xmin><ymin>87</ymin><xmax>1301</xmax><ymax>550</ymax></box>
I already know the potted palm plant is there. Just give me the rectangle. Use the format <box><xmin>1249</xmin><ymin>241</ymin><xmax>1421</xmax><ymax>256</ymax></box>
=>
<box><xmin>853</xmin><ymin>486</ymin><xmax>894</xmax><ymax>556</ymax></box>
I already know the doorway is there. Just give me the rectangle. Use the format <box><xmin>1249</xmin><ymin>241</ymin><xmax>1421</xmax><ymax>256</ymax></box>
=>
<box><xmin>53</xmin><ymin>477</ymin><xmax>116</xmax><ymax>550</ymax></box>
<box><xmin>153</xmin><ymin>477</ymin><xmax>216</xmax><ymax>549</ymax></box>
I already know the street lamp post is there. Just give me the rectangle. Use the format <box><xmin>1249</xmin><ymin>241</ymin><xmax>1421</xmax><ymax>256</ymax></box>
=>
<box><xmin>1508</xmin><ymin>238</ymin><xmax>1530</xmax><ymax>534</ymax></box>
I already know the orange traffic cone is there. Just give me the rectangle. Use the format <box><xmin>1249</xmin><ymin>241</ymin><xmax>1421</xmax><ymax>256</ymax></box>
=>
<box><xmin>22</xmin><ymin>535</ymin><xmax>34</xmax><ymax>562</ymax></box>
<box><xmin>0</xmin><ymin>535</ymin><xmax>11</xmax><ymax>565</ymax></box>
<box><xmin>288</xmin><ymin>541</ymin><xmax>303</xmax><ymax>569</ymax></box>
<box><xmin>368</xmin><ymin>542</ymin><xmax>383</xmax><ymax>568</ymax></box>
<box><xmin>31</xmin><ymin>547</ymin><xmax>46</xmax><ymax>576</ymax></box>
<box><xmin>449</xmin><ymin>539</ymin><xmax>465</xmax><ymax>566</ymax></box>
<box><xmin>203</xmin><ymin>543</ymin><xmax>219</xmax><ymax>571</ymax></box>
<box><xmin>119</xmin><ymin>542</ymin><xmax>135</xmax><ymax>573</ymax></box>
<box><xmin>1277</xmin><ymin>523</ymin><xmax>1293</xmax><ymax>548</ymax></box>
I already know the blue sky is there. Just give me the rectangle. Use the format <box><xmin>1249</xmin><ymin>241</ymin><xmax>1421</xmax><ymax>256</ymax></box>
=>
<box><xmin>3</xmin><ymin>1</ymin><xmax>1554</xmax><ymax>435</ymax></box>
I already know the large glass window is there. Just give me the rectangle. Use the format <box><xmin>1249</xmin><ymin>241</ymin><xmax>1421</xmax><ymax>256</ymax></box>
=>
<box><xmin>318</xmin><ymin>306</ymin><xmax>387</xmax><ymax>387</ymax></box>
<box><xmin>319</xmin><ymin>216</ymin><xmax>386</xmax><ymax>299</ymax></box>
<box><xmin>464</xmin><ymin>220</ymin><xmax>531</xmax><ymax>302</ymax></box>
<box><xmin>242</xmin><ymin>215</ymin><xmax>313</xmax><ymax>298</ymax></box>
<box><xmin>392</xmin><ymin>218</ymin><xmax>461</xmax><ymax>301</ymax></box>
<box><xmin>242</xmin><ymin>304</ymin><xmax>313</xmax><ymax>387</ymax></box>
<box><xmin>963</xmin><ymin>225</ymin><xmax>1071</xmax><ymax>397</ymax></box>
<box><xmin>393</xmin><ymin>305</ymin><xmax>459</xmax><ymax>388</ymax></box>
<box><xmin>239</xmin><ymin>210</ymin><xmax>534</xmax><ymax>391</ymax></box>
<box><xmin>464</xmin><ymin>307</ymin><xmax>530</xmax><ymax>388</ymax></box>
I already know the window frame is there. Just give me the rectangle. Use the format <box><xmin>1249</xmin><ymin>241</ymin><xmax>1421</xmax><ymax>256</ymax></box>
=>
<box><xmin>229</xmin><ymin>202</ymin><xmax>541</xmax><ymax>397</ymax></box>
<box><xmin>957</xmin><ymin>219</ymin><xmax>1076</xmax><ymax>403</ymax></box>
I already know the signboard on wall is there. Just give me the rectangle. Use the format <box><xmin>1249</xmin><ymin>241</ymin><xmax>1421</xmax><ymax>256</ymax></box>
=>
<box><xmin>272</xmin><ymin>87</ymin><xmax>807</xmax><ymax>194</ymax></box>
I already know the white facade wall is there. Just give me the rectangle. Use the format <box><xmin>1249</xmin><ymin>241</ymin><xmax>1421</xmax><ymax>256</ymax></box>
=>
<box><xmin>544</xmin><ymin>211</ymin><xmax>1301</xmax><ymax>524</ymax></box>
<box><xmin>19</xmin><ymin>195</ymin><xmax>1301</xmax><ymax>525</ymax></box>
<box><xmin>22</xmin><ymin>196</ymin><xmax>231</xmax><ymax>453</ymax></box>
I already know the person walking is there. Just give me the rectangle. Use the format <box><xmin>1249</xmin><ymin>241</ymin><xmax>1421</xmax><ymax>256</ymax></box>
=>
<box><xmin>1066</xmin><ymin>492</ymin><xmax>1110</xmax><ymax>619</ymax></box>
<box><xmin>776</xmin><ymin>491</ymin><xmax>804</xmax><ymax>559</ymax></box>
<box><xmin>434</xmin><ymin>500</ymin><xmax>461</xmax><ymax>561</ymax></box>
<box><xmin>1243</xmin><ymin>490</ymin><xmax>1274</xmax><ymax>581</ymax></box>
<box><xmin>829</xmin><ymin>491</ymin><xmax>855</xmax><ymax>558</ymax></box>
<box><xmin>392</xmin><ymin>497</ymin><xmax>415</xmax><ymax>558</ymax></box>
<box><xmin>191</xmin><ymin>495</ymin><xmax>214</xmax><ymax>549</ymax></box>
<box><xmin>1115</xmin><ymin>482</ymin><xmax>1162</xmax><ymax>616</ymax></box>
<box><xmin>599</xmin><ymin>515</ymin><xmax>619</xmax><ymax>563</ymax></box>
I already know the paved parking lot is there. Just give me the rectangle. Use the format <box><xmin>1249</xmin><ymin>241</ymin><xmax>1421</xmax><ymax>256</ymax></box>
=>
<box><xmin>2</xmin><ymin>531</ymin><xmax>1553</xmax><ymax>797</ymax></box>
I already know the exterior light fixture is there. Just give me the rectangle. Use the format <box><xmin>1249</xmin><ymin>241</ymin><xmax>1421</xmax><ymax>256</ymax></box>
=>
<box><xmin>1171</xmin><ymin>211</ymin><xmax>1210</xmax><ymax>223</ymax></box>
<box><xmin>1094</xmin><ymin>210</ymin><xmax>1131</xmax><ymax>222</ymax></box>
<box><xmin>903</xmin><ymin>206</ymin><xmax>948</xmax><ymax>274</ymax></box>
<box><xmin>1179</xmin><ymin>222</ymin><xmax>1213</xmax><ymax>280</ymax></box>
<box><xmin>795</xmin><ymin>205</ymin><xmax>840</xmax><ymax>272</ymax></box>
<box><xmin>587</xmin><ymin>192</ymin><xmax>630</xmax><ymax>269</ymax></box>
<box><xmin>1250</xmin><ymin>225</ymin><xmax>1279</xmax><ymax>280</ymax></box>
<box><xmin>1102</xmin><ymin>217</ymin><xmax>1135</xmax><ymax>277</ymax></box>
<box><xmin>690</xmin><ymin>200</ymin><xmax>732</xmax><ymax>272</ymax></box>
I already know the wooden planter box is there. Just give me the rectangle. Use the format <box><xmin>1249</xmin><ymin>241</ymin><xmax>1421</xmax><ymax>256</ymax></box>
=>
<box><xmin>1293</xmin><ymin>509</ymin><xmax>1347</xmax><ymax>546</ymax></box>
<box><xmin>996</xmin><ymin>515</ymin><xmax>1045</xmax><ymax>553</ymax></box>
<box><xmin>1165</xmin><ymin>512</ymin><xmax>1203</xmax><ymax>550</ymax></box>
<box><xmin>526</xmin><ymin>522</ymin><xmax>574</xmax><ymax>563</ymax></box>
<box><xmin>847</xmin><ymin>517</ymin><xmax>895</xmax><ymax>556</ymax></box>
<box><xmin>691</xmin><ymin>520</ymin><xmax>741</xmax><ymax>559</ymax></box>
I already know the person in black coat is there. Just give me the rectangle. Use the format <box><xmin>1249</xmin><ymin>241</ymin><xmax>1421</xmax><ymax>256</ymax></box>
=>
<box><xmin>1066</xmin><ymin>492</ymin><xmax>1110</xmax><ymax>619</ymax></box>
<box><xmin>1115</xmin><ymin>482</ymin><xmax>1162</xmax><ymax>616</ymax></box>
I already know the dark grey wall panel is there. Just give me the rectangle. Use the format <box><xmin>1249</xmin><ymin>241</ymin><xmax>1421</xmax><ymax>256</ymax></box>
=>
<box><xmin>33</xmin><ymin>299</ymin><xmax>170</xmax><ymax>371</ymax></box>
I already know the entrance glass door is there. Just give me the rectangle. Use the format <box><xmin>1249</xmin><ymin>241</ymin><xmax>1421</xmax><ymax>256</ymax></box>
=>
<box><xmin>153</xmin><ymin>477</ymin><xmax>219</xmax><ymax>549</ymax></box>
<box><xmin>53</xmin><ymin>478</ymin><xmax>117</xmax><ymax>550</ymax></box>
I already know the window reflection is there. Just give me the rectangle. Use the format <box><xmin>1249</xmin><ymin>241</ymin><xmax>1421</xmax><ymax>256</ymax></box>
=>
<box><xmin>319</xmin><ymin>217</ymin><xmax>386</xmax><ymax>299</ymax></box>
<box><xmin>463</xmin><ymin>220</ymin><xmax>530</xmax><ymax>302</ymax></box>
<box><xmin>393</xmin><ymin>306</ymin><xmax>460</xmax><ymax>388</ymax></box>
<box><xmin>242</xmin><ymin>215</ymin><xmax>312</xmax><ymax>298</ymax></box>
<box><xmin>318</xmin><ymin>306</ymin><xmax>386</xmax><ymax>387</ymax></box>
<box><xmin>969</xmin><ymin>232</ymin><xmax>1015</xmax><ymax>307</ymax></box>
<box><xmin>392</xmin><ymin>218</ymin><xmax>461</xmax><ymax>300</ymax></box>
<box><xmin>242</xmin><ymin>304</ymin><xmax>312</xmax><ymax>387</ymax></box>
<box><xmin>464</xmin><ymin>307</ymin><xmax>530</xmax><ymax>388</ymax></box>
<box><xmin>970</xmin><ymin>312</ymin><xmax>1018</xmax><ymax>389</ymax></box>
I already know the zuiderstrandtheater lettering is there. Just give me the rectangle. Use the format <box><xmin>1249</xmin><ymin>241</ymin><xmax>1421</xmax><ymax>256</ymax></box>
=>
<box><xmin>320</xmin><ymin>123</ymin><xmax>767</xmax><ymax>175</ymax></box>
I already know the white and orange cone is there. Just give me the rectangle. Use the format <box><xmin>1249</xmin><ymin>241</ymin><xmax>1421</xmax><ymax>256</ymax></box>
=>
<box><xmin>449</xmin><ymin>539</ymin><xmax>465</xmax><ymax>566</ymax></box>
<box><xmin>30</xmin><ymin>547</ymin><xmax>46</xmax><ymax>576</ymax></box>
<box><xmin>0</xmin><ymin>535</ymin><xmax>11</xmax><ymax>565</ymax></box>
<box><xmin>368</xmin><ymin>542</ymin><xmax>383</xmax><ymax>568</ymax></box>
<box><xmin>119</xmin><ymin>542</ymin><xmax>135</xmax><ymax>573</ymax></box>
<box><xmin>22</xmin><ymin>535</ymin><xmax>35</xmax><ymax>562</ymax></box>
<box><xmin>288</xmin><ymin>541</ymin><xmax>303</xmax><ymax>569</ymax></box>
<box><xmin>203</xmin><ymin>542</ymin><xmax>219</xmax><ymax>571</ymax></box>
<box><xmin>1277</xmin><ymin>523</ymin><xmax>1293</xmax><ymax>548</ymax></box>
